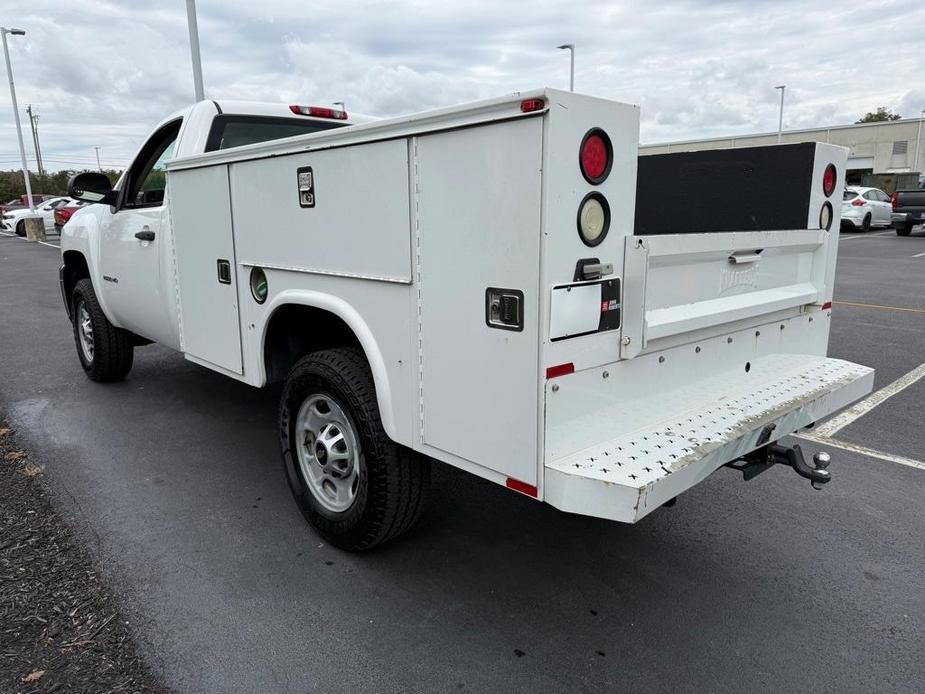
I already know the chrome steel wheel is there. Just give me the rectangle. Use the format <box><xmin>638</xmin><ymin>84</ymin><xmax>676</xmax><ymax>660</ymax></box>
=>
<box><xmin>77</xmin><ymin>301</ymin><xmax>95</xmax><ymax>364</ymax></box>
<box><xmin>295</xmin><ymin>393</ymin><xmax>361</xmax><ymax>513</ymax></box>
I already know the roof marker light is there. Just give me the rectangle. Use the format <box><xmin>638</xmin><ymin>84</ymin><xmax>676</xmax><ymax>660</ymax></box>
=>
<box><xmin>289</xmin><ymin>104</ymin><xmax>349</xmax><ymax>120</ymax></box>
<box><xmin>520</xmin><ymin>98</ymin><xmax>546</xmax><ymax>113</ymax></box>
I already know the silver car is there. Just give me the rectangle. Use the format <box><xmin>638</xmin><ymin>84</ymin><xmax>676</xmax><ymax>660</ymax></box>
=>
<box><xmin>841</xmin><ymin>186</ymin><xmax>892</xmax><ymax>232</ymax></box>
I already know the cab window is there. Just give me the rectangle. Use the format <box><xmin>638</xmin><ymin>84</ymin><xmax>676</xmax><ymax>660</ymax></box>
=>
<box><xmin>122</xmin><ymin>120</ymin><xmax>182</xmax><ymax>209</ymax></box>
<box><xmin>205</xmin><ymin>115</ymin><xmax>344</xmax><ymax>152</ymax></box>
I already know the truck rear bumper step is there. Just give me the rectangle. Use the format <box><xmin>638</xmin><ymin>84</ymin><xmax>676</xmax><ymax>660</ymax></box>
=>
<box><xmin>544</xmin><ymin>356</ymin><xmax>874</xmax><ymax>522</ymax></box>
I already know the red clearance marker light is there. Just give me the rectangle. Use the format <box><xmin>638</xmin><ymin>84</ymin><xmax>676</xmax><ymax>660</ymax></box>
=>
<box><xmin>579</xmin><ymin>128</ymin><xmax>613</xmax><ymax>184</ymax></box>
<box><xmin>822</xmin><ymin>301</ymin><xmax>833</xmax><ymax>310</ymax></box>
<box><xmin>506</xmin><ymin>477</ymin><xmax>538</xmax><ymax>498</ymax></box>
<box><xmin>520</xmin><ymin>98</ymin><xmax>546</xmax><ymax>113</ymax></box>
<box><xmin>545</xmin><ymin>362</ymin><xmax>575</xmax><ymax>379</ymax></box>
<box><xmin>289</xmin><ymin>104</ymin><xmax>349</xmax><ymax>120</ymax></box>
<box><xmin>822</xmin><ymin>164</ymin><xmax>836</xmax><ymax>197</ymax></box>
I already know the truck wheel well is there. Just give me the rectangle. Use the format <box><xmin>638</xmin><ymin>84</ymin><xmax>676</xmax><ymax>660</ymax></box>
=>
<box><xmin>264</xmin><ymin>305</ymin><xmax>362</xmax><ymax>383</ymax></box>
<box><xmin>62</xmin><ymin>251</ymin><xmax>90</xmax><ymax>312</ymax></box>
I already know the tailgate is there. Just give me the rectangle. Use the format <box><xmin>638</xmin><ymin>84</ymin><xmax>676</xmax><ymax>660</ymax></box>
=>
<box><xmin>621</xmin><ymin>229</ymin><xmax>826</xmax><ymax>358</ymax></box>
<box><xmin>622</xmin><ymin>142</ymin><xmax>843</xmax><ymax>358</ymax></box>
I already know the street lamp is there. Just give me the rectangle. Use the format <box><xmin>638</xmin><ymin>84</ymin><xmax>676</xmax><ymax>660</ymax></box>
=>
<box><xmin>1</xmin><ymin>26</ymin><xmax>35</xmax><ymax>212</ymax></box>
<box><xmin>185</xmin><ymin>0</ymin><xmax>205</xmax><ymax>101</ymax></box>
<box><xmin>775</xmin><ymin>85</ymin><xmax>786</xmax><ymax>144</ymax></box>
<box><xmin>557</xmin><ymin>44</ymin><xmax>574</xmax><ymax>92</ymax></box>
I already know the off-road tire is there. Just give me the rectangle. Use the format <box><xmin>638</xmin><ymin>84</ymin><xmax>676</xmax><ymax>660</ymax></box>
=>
<box><xmin>71</xmin><ymin>278</ymin><xmax>134</xmax><ymax>382</ymax></box>
<box><xmin>280</xmin><ymin>348</ymin><xmax>430</xmax><ymax>551</ymax></box>
<box><xmin>896</xmin><ymin>222</ymin><xmax>913</xmax><ymax>237</ymax></box>
<box><xmin>861</xmin><ymin>214</ymin><xmax>871</xmax><ymax>232</ymax></box>
<box><xmin>15</xmin><ymin>220</ymin><xmax>25</xmax><ymax>237</ymax></box>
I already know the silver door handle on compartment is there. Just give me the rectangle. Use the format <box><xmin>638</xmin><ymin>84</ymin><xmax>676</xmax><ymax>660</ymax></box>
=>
<box><xmin>728</xmin><ymin>252</ymin><xmax>761</xmax><ymax>264</ymax></box>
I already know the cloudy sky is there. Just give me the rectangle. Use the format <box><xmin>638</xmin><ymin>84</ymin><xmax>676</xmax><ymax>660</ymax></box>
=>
<box><xmin>1</xmin><ymin>0</ymin><xmax>922</xmax><ymax>172</ymax></box>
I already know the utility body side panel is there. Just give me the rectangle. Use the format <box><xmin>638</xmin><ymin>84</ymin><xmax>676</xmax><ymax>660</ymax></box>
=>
<box><xmin>170</xmin><ymin>165</ymin><xmax>244</xmax><ymax>374</ymax></box>
<box><xmin>415</xmin><ymin>118</ymin><xmax>543</xmax><ymax>485</ymax></box>
<box><xmin>229</xmin><ymin>139</ymin><xmax>412</xmax><ymax>282</ymax></box>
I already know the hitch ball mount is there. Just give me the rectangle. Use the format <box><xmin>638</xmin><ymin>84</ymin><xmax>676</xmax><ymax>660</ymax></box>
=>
<box><xmin>728</xmin><ymin>442</ymin><xmax>832</xmax><ymax>490</ymax></box>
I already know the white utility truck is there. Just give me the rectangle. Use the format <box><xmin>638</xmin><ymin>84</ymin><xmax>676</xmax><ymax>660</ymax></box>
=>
<box><xmin>61</xmin><ymin>89</ymin><xmax>874</xmax><ymax>551</ymax></box>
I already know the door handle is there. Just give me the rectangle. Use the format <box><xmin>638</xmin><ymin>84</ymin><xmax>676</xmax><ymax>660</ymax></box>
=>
<box><xmin>135</xmin><ymin>228</ymin><xmax>155</xmax><ymax>242</ymax></box>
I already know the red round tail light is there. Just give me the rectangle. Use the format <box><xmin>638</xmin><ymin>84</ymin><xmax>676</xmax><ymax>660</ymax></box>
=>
<box><xmin>822</xmin><ymin>164</ymin><xmax>836</xmax><ymax>197</ymax></box>
<box><xmin>579</xmin><ymin>128</ymin><xmax>612</xmax><ymax>185</ymax></box>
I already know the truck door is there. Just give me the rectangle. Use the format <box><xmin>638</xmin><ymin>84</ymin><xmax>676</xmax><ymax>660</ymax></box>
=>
<box><xmin>99</xmin><ymin>120</ymin><xmax>182</xmax><ymax>348</ymax></box>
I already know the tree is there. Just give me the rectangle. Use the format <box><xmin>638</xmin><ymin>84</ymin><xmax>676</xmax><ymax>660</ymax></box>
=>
<box><xmin>856</xmin><ymin>107</ymin><xmax>901</xmax><ymax>123</ymax></box>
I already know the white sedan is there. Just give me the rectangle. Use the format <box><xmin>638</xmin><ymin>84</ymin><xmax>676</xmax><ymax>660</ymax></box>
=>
<box><xmin>1</xmin><ymin>196</ymin><xmax>72</xmax><ymax>236</ymax></box>
<box><xmin>841</xmin><ymin>186</ymin><xmax>892</xmax><ymax>232</ymax></box>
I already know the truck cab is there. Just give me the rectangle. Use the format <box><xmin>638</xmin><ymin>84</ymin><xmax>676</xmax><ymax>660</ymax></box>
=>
<box><xmin>60</xmin><ymin>100</ymin><xmax>365</xmax><ymax>349</ymax></box>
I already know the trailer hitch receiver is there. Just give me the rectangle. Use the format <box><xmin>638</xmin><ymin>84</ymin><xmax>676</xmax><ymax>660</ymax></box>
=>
<box><xmin>728</xmin><ymin>443</ymin><xmax>832</xmax><ymax>489</ymax></box>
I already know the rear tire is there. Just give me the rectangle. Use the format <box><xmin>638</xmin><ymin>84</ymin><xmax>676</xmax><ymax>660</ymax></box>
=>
<box><xmin>15</xmin><ymin>220</ymin><xmax>25</xmax><ymax>237</ymax></box>
<box><xmin>861</xmin><ymin>213</ymin><xmax>871</xmax><ymax>232</ymax></box>
<box><xmin>897</xmin><ymin>222</ymin><xmax>913</xmax><ymax>237</ymax></box>
<box><xmin>280</xmin><ymin>348</ymin><xmax>429</xmax><ymax>551</ymax></box>
<box><xmin>71</xmin><ymin>278</ymin><xmax>134</xmax><ymax>382</ymax></box>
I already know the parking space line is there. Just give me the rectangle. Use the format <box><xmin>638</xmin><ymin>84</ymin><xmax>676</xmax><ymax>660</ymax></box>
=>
<box><xmin>796</xmin><ymin>433</ymin><xmax>925</xmax><ymax>472</ymax></box>
<box><xmin>813</xmin><ymin>362</ymin><xmax>925</xmax><ymax>438</ymax></box>
<box><xmin>839</xmin><ymin>230</ymin><xmax>895</xmax><ymax>241</ymax></box>
<box><xmin>833</xmin><ymin>301</ymin><xmax>925</xmax><ymax>314</ymax></box>
<box><xmin>0</xmin><ymin>229</ymin><xmax>60</xmax><ymax>248</ymax></box>
<box><xmin>913</xmin><ymin>252</ymin><xmax>925</xmax><ymax>258</ymax></box>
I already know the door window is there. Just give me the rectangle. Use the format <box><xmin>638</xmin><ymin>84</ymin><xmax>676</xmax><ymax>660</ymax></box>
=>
<box><xmin>121</xmin><ymin>120</ymin><xmax>182</xmax><ymax>209</ymax></box>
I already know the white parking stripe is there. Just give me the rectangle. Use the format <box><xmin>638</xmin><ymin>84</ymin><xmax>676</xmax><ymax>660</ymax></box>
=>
<box><xmin>812</xmin><ymin>362</ymin><xmax>925</xmax><ymax>437</ymax></box>
<box><xmin>913</xmin><ymin>252</ymin><xmax>925</xmax><ymax>258</ymax></box>
<box><xmin>796</xmin><ymin>433</ymin><xmax>925</xmax><ymax>471</ymax></box>
<box><xmin>0</xmin><ymin>229</ymin><xmax>60</xmax><ymax>248</ymax></box>
<box><xmin>839</xmin><ymin>230</ymin><xmax>895</xmax><ymax>241</ymax></box>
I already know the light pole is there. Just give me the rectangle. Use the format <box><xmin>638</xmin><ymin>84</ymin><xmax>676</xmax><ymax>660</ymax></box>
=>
<box><xmin>186</xmin><ymin>0</ymin><xmax>205</xmax><ymax>101</ymax></box>
<box><xmin>94</xmin><ymin>146</ymin><xmax>102</xmax><ymax>172</ymax></box>
<box><xmin>26</xmin><ymin>104</ymin><xmax>44</xmax><ymax>177</ymax></box>
<box><xmin>913</xmin><ymin>109</ymin><xmax>924</xmax><ymax>178</ymax></box>
<box><xmin>1</xmin><ymin>26</ymin><xmax>35</xmax><ymax>212</ymax></box>
<box><xmin>557</xmin><ymin>44</ymin><xmax>574</xmax><ymax>92</ymax></box>
<box><xmin>775</xmin><ymin>85</ymin><xmax>786</xmax><ymax>144</ymax></box>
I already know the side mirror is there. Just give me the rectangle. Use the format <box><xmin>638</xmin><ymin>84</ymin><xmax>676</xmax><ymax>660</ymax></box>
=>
<box><xmin>68</xmin><ymin>172</ymin><xmax>116</xmax><ymax>205</ymax></box>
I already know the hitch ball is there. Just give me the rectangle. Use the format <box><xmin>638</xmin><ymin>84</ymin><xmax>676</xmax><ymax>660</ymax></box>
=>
<box><xmin>813</xmin><ymin>451</ymin><xmax>831</xmax><ymax>470</ymax></box>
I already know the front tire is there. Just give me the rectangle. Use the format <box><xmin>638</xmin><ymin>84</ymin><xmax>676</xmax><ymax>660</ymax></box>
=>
<box><xmin>280</xmin><ymin>348</ymin><xmax>429</xmax><ymax>551</ymax></box>
<box><xmin>15</xmin><ymin>220</ymin><xmax>25</xmax><ymax>237</ymax></box>
<box><xmin>71</xmin><ymin>278</ymin><xmax>134</xmax><ymax>382</ymax></box>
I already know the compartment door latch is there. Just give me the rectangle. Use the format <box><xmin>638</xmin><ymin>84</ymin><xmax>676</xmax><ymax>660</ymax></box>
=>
<box><xmin>485</xmin><ymin>288</ymin><xmax>524</xmax><ymax>332</ymax></box>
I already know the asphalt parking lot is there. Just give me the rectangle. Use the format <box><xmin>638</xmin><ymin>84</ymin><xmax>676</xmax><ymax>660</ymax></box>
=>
<box><xmin>1</xmin><ymin>227</ymin><xmax>923</xmax><ymax>693</ymax></box>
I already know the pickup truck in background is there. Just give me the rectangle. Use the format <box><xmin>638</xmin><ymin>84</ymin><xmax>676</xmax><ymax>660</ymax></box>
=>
<box><xmin>891</xmin><ymin>188</ymin><xmax>925</xmax><ymax>236</ymax></box>
<box><xmin>61</xmin><ymin>89</ymin><xmax>874</xmax><ymax>551</ymax></box>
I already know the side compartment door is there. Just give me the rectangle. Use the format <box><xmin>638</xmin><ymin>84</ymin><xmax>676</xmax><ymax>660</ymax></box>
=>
<box><xmin>416</xmin><ymin>118</ymin><xmax>543</xmax><ymax>485</ymax></box>
<box><xmin>169</xmin><ymin>164</ymin><xmax>243</xmax><ymax>374</ymax></box>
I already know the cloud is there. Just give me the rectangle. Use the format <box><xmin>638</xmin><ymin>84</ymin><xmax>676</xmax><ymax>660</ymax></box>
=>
<box><xmin>0</xmin><ymin>0</ymin><xmax>921</xmax><ymax>170</ymax></box>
